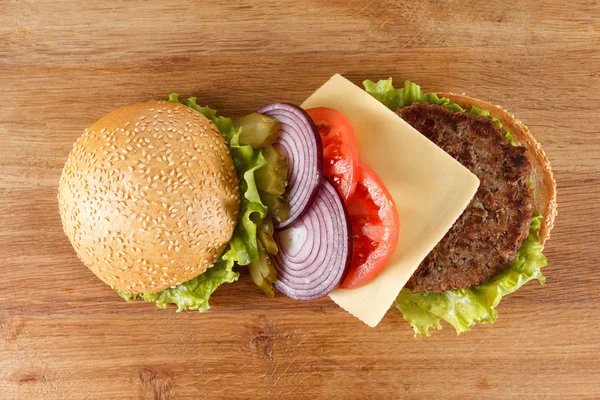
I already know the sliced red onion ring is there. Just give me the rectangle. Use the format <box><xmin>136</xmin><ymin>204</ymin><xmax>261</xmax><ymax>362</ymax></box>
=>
<box><xmin>257</xmin><ymin>103</ymin><xmax>323</xmax><ymax>230</ymax></box>
<box><xmin>272</xmin><ymin>179</ymin><xmax>353</xmax><ymax>300</ymax></box>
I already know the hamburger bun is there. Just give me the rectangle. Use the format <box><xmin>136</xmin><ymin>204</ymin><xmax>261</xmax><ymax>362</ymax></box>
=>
<box><xmin>436</xmin><ymin>92</ymin><xmax>557</xmax><ymax>245</ymax></box>
<box><xmin>58</xmin><ymin>100</ymin><xmax>240</xmax><ymax>294</ymax></box>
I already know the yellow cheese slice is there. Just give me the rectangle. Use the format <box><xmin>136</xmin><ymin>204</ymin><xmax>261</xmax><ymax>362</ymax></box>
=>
<box><xmin>301</xmin><ymin>74</ymin><xmax>480</xmax><ymax>327</ymax></box>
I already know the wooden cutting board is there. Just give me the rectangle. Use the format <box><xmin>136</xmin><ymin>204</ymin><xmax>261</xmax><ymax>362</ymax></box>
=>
<box><xmin>1</xmin><ymin>1</ymin><xmax>599</xmax><ymax>399</ymax></box>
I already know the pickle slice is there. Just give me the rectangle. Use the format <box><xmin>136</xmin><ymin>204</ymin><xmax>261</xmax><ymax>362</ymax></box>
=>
<box><xmin>234</xmin><ymin>113</ymin><xmax>281</xmax><ymax>149</ymax></box>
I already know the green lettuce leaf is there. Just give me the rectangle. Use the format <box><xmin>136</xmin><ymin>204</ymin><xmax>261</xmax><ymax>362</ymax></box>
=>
<box><xmin>118</xmin><ymin>259</ymin><xmax>238</xmax><ymax>312</ymax></box>
<box><xmin>363</xmin><ymin>78</ymin><xmax>465</xmax><ymax>112</ymax></box>
<box><xmin>364</xmin><ymin>78</ymin><xmax>514</xmax><ymax>143</ymax></box>
<box><xmin>117</xmin><ymin>95</ymin><xmax>270</xmax><ymax>311</ymax></box>
<box><xmin>362</xmin><ymin>78</ymin><xmax>403</xmax><ymax>110</ymax></box>
<box><xmin>365</xmin><ymin>78</ymin><xmax>547</xmax><ymax>336</ymax></box>
<box><xmin>394</xmin><ymin>214</ymin><xmax>546</xmax><ymax>337</ymax></box>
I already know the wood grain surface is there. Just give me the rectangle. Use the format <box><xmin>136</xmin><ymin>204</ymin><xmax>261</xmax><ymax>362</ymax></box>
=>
<box><xmin>1</xmin><ymin>1</ymin><xmax>599</xmax><ymax>399</ymax></box>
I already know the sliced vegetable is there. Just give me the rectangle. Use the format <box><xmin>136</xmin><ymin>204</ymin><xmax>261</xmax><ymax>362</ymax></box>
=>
<box><xmin>255</xmin><ymin>145</ymin><xmax>289</xmax><ymax>196</ymax></box>
<box><xmin>253</xmin><ymin>213</ymin><xmax>278</xmax><ymax>255</ymax></box>
<box><xmin>248</xmin><ymin>242</ymin><xmax>276</xmax><ymax>298</ymax></box>
<box><xmin>257</xmin><ymin>103</ymin><xmax>323</xmax><ymax>230</ymax></box>
<box><xmin>272</xmin><ymin>179</ymin><xmax>353</xmax><ymax>300</ymax></box>
<box><xmin>305</xmin><ymin>107</ymin><xmax>359</xmax><ymax>201</ymax></box>
<box><xmin>259</xmin><ymin>190</ymin><xmax>290</xmax><ymax>224</ymax></box>
<box><xmin>340</xmin><ymin>161</ymin><xmax>400</xmax><ymax>289</ymax></box>
<box><xmin>234</xmin><ymin>112</ymin><xmax>281</xmax><ymax>148</ymax></box>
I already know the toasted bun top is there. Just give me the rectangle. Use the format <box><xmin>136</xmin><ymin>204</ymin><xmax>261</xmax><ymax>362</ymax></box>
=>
<box><xmin>58</xmin><ymin>100</ymin><xmax>240</xmax><ymax>293</ymax></box>
<box><xmin>436</xmin><ymin>93</ymin><xmax>557</xmax><ymax>245</ymax></box>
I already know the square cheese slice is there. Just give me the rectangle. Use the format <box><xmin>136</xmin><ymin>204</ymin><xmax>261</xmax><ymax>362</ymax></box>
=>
<box><xmin>301</xmin><ymin>74</ymin><xmax>480</xmax><ymax>327</ymax></box>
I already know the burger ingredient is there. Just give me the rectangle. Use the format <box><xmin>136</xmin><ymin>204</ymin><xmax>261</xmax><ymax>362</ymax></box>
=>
<box><xmin>363</xmin><ymin>78</ymin><xmax>465</xmax><ymax>113</ymax></box>
<box><xmin>340</xmin><ymin>162</ymin><xmax>400</xmax><ymax>289</ymax></box>
<box><xmin>119</xmin><ymin>258</ymin><xmax>238</xmax><ymax>312</ymax></box>
<box><xmin>305</xmin><ymin>107</ymin><xmax>359</xmax><ymax>201</ymax></box>
<box><xmin>255</xmin><ymin>145</ymin><xmax>289</xmax><ymax>196</ymax></box>
<box><xmin>254</xmin><ymin>213</ymin><xmax>278</xmax><ymax>255</ymax></box>
<box><xmin>398</xmin><ymin>103</ymin><xmax>533</xmax><ymax>293</ymax></box>
<box><xmin>60</xmin><ymin>99</ymin><xmax>240</xmax><ymax>295</ymax></box>
<box><xmin>234</xmin><ymin>112</ymin><xmax>281</xmax><ymax>148</ymax></box>
<box><xmin>394</xmin><ymin>214</ymin><xmax>547</xmax><ymax>336</ymax></box>
<box><xmin>248</xmin><ymin>242</ymin><xmax>277</xmax><ymax>298</ymax></box>
<box><xmin>255</xmin><ymin>243</ymin><xmax>277</xmax><ymax>283</ymax></box>
<box><xmin>259</xmin><ymin>190</ymin><xmax>290</xmax><ymax>224</ymax></box>
<box><xmin>257</xmin><ymin>103</ymin><xmax>323</xmax><ymax>230</ymax></box>
<box><xmin>272</xmin><ymin>179</ymin><xmax>353</xmax><ymax>300</ymax></box>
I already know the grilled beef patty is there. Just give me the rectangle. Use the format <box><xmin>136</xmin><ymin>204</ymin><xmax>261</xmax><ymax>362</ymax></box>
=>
<box><xmin>398</xmin><ymin>103</ymin><xmax>533</xmax><ymax>293</ymax></box>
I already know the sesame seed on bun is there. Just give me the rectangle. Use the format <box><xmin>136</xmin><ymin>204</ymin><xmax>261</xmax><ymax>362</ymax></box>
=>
<box><xmin>58</xmin><ymin>100</ymin><xmax>240</xmax><ymax>294</ymax></box>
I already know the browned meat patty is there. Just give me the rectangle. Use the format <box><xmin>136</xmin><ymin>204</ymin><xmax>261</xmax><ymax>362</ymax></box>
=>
<box><xmin>398</xmin><ymin>103</ymin><xmax>533</xmax><ymax>293</ymax></box>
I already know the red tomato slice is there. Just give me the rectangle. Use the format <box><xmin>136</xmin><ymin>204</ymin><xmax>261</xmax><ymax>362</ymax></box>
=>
<box><xmin>340</xmin><ymin>161</ymin><xmax>400</xmax><ymax>289</ymax></box>
<box><xmin>305</xmin><ymin>107</ymin><xmax>359</xmax><ymax>201</ymax></box>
